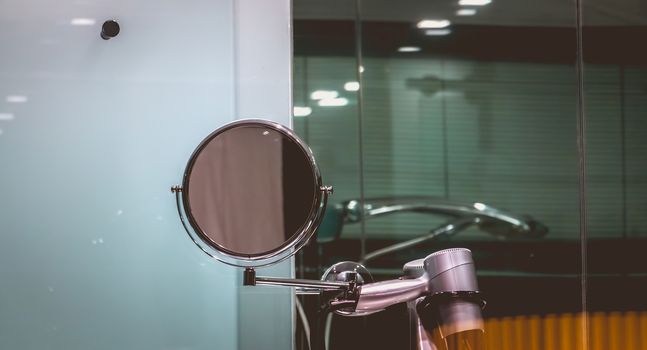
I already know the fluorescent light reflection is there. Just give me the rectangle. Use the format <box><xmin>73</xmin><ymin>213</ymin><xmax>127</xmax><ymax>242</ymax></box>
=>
<box><xmin>456</xmin><ymin>8</ymin><xmax>477</xmax><ymax>16</ymax></box>
<box><xmin>70</xmin><ymin>18</ymin><xmax>96</xmax><ymax>26</ymax></box>
<box><xmin>318</xmin><ymin>98</ymin><xmax>349</xmax><ymax>107</ymax></box>
<box><xmin>6</xmin><ymin>95</ymin><xmax>28</xmax><ymax>103</ymax></box>
<box><xmin>398</xmin><ymin>46</ymin><xmax>421</xmax><ymax>53</ymax></box>
<box><xmin>359</xmin><ymin>65</ymin><xmax>365</xmax><ymax>73</ymax></box>
<box><xmin>293</xmin><ymin>106</ymin><xmax>312</xmax><ymax>117</ymax></box>
<box><xmin>0</xmin><ymin>113</ymin><xmax>15</xmax><ymax>121</ymax></box>
<box><xmin>458</xmin><ymin>0</ymin><xmax>491</xmax><ymax>5</ymax></box>
<box><xmin>416</xmin><ymin>19</ymin><xmax>451</xmax><ymax>29</ymax></box>
<box><xmin>344</xmin><ymin>81</ymin><xmax>360</xmax><ymax>91</ymax></box>
<box><xmin>425</xmin><ymin>29</ymin><xmax>452</xmax><ymax>36</ymax></box>
<box><xmin>311</xmin><ymin>90</ymin><xmax>338</xmax><ymax>100</ymax></box>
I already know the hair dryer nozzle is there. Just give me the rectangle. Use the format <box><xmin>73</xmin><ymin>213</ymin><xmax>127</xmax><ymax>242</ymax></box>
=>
<box><xmin>420</xmin><ymin>249</ymin><xmax>485</xmax><ymax>340</ymax></box>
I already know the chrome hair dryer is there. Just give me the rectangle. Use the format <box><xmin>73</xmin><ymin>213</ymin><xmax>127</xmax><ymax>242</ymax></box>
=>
<box><xmin>353</xmin><ymin>248</ymin><xmax>485</xmax><ymax>350</ymax></box>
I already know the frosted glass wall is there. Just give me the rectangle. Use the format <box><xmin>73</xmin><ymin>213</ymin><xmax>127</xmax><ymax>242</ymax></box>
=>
<box><xmin>0</xmin><ymin>0</ymin><xmax>292</xmax><ymax>349</ymax></box>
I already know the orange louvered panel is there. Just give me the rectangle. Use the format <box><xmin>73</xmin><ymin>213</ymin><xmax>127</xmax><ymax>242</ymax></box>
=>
<box><xmin>483</xmin><ymin>312</ymin><xmax>644</xmax><ymax>350</ymax></box>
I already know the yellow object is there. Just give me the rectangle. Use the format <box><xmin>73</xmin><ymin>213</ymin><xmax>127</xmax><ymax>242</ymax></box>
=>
<box><xmin>483</xmin><ymin>311</ymin><xmax>646</xmax><ymax>350</ymax></box>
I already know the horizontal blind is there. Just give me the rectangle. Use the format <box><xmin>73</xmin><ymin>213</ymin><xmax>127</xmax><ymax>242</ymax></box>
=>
<box><xmin>294</xmin><ymin>55</ymin><xmax>647</xmax><ymax>240</ymax></box>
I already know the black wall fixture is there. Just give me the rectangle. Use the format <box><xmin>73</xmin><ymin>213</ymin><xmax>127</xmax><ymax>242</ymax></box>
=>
<box><xmin>101</xmin><ymin>20</ymin><xmax>120</xmax><ymax>40</ymax></box>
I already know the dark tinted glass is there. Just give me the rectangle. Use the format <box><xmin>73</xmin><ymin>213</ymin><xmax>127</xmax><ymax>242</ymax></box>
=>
<box><xmin>293</xmin><ymin>0</ymin><xmax>584</xmax><ymax>349</ymax></box>
<box><xmin>582</xmin><ymin>1</ymin><xmax>647</xmax><ymax>348</ymax></box>
<box><xmin>185</xmin><ymin>124</ymin><xmax>316</xmax><ymax>256</ymax></box>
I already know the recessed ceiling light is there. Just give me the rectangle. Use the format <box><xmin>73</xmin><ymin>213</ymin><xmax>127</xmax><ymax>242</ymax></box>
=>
<box><xmin>6</xmin><ymin>95</ymin><xmax>28</xmax><ymax>103</ymax></box>
<box><xmin>318</xmin><ymin>98</ymin><xmax>349</xmax><ymax>107</ymax></box>
<box><xmin>425</xmin><ymin>29</ymin><xmax>452</xmax><ymax>36</ymax></box>
<box><xmin>293</xmin><ymin>106</ymin><xmax>312</xmax><ymax>117</ymax></box>
<box><xmin>416</xmin><ymin>19</ymin><xmax>451</xmax><ymax>29</ymax></box>
<box><xmin>398</xmin><ymin>46</ymin><xmax>421</xmax><ymax>53</ymax></box>
<box><xmin>70</xmin><ymin>18</ymin><xmax>96</xmax><ymax>26</ymax></box>
<box><xmin>0</xmin><ymin>113</ymin><xmax>15</xmax><ymax>121</ymax></box>
<box><xmin>456</xmin><ymin>8</ymin><xmax>477</xmax><ymax>16</ymax></box>
<box><xmin>344</xmin><ymin>81</ymin><xmax>360</xmax><ymax>91</ymax></box>
<box><xmin>311</xmin><ymin>90</ymin><xmax>338</xmax><ymax>100</ymax></box>
<box><xmin>458</xmin><ymin>0</ymin><xmax>491</xmax><ymax>6</ymax></box>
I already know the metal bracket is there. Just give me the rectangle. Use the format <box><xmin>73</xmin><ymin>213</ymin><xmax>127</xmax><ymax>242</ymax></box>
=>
<box><xmin>242</xmin><ymin>267</ymin><xmax>350</xmax><ymax>292</ymax></box>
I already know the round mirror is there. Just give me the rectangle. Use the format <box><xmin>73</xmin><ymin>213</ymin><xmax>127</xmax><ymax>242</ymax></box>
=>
<box><xmin>177</xmin><ymin>119</ymin><xmax>329</xmax><ymax>267</ymax></box>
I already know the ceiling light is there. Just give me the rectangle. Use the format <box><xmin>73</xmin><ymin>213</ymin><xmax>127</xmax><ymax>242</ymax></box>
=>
<box><xmin>458</xmin><ymin>0</ymin><xmax>491</xmax><ymax>5</ymax></box>
<box><xmin>70</xmin><ymin>18</ymin><xmax>96</xmax><ymax>26</ymax></box>
<box><xmin>425</xmin><ymin>29</ymin><xmax>452</xmax><ymax>36</ymax></box>
<box><xmin>293</xmin><ymin>106</ymin><xmax>312</xmax><ymax>117</ymax></box>
<box><xmin>359</xmin><ymin>65</ymin><xmax>365</xmax><ymax>73</ymax></box>
<box><xmin>398</xmin><ymin>46</ymin><xmax>421</xmax><ymax>53</ymax></box>
<box><xmin>416</xmin><ymin>19</ymin><xmax>451</xmax><ymax>29</ymax></box>
<box><xmin>318</xmin><ymin>98</ymin><xmax>349</xmax><ymax>107</ymax></box>
<box><xmin>311</xmin><ymin>90</ymin><xmax>338</xmax><ymax>100</ymax></box>
<box><xmin>0</xmin><ymin>113</ymin><xmax>15</xmax><ymax>121</ymax></box>
<box><xmin>456</xmin><ymin>8</ymin><xmax>477</xmax><ymax>16</ymax></box>
<box><xmin>344</xmin><ymin>81</ymin><xmax>360</xmax><ymax>91</ymax></box>
<box><xmin>6</xmin><ymin>95</ymin><xmax>28</xmax><ymax>103</ymax></box>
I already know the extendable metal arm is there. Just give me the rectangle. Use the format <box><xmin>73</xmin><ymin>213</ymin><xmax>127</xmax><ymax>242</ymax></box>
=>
<box><xmin>243</xmin><ymin>268</ymin><xmax>352</xmax><ymax>292</ymax></box>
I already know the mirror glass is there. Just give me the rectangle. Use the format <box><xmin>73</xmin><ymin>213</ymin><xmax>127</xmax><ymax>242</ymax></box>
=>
<box><xmin>182</xmin><ymin>120</ymin><xmax>321</xmax><ymax>260</ymax></box>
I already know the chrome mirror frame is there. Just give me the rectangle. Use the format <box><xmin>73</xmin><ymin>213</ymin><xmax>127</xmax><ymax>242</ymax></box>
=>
<box><xmin>171</xmin><ymin>119</ymin><xmax>332</xmax><ymax>268</ymax></box>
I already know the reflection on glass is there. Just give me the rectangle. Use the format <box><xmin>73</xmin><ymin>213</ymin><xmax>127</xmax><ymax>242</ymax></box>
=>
<box><xmin>288</xmin><ymin>0</ymin><xmax>619</xmax><ymax>348</ymax></box>
<box><xmin>344</xmin><ymin>81</ymin><xmax>360</xmax><ymax>91</ymax></box>
<box><xmin>416</xmin><ymin>19</ymin><xmax>451</xmax><ymax>29</ymax></box>
<box><xmin>398</xmin><ymin>46</ymin><xmax>421</xmax><ymax>53</ymax></box>
<box><xmin>318</xmin><ymin>97</ymin><xmax>349</xmax><ymax>107</ymax></box>
<box><xmin>311</xmin><ymin>90</ymin><xmax>339</xmax><ymax>100</ymax></box>
<box><xmin>456</xmin><ymin>9</ymin><xmax>477</xmax><ymax>16</ymax></box>
<box><xmin>458</xmin><ymin>0</ymin><xmax>491</xmax><ymax>6</ymax></box>
<box><xmin>294</xmin><ymin>106</ymin><xmax>313</xmax><ymax>117</ymax></box>
<box><xmin>6</xmin><ymin>95</ymin><xmax>28</xmax><ymax>103</ymax></box>
<box><xmin>582</xmin><ymin>0</ymin><xmax>647</xmax><ymax>349</ymax></box>
<box><xmin>424</xmin><ymin>29</ymin><xmax>452</xmax><ymax>36</ymax></box>
<box><xmin>69</xmin><ymin>18</ymin><xmax>96</xmax><ymax>26</ymax></box>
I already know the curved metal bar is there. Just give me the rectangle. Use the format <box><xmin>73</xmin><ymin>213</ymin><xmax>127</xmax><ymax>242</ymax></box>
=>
<box><xmin>360</xmin><ymin>216</ymin><xmax>478</xmax><ymax>264</ymax></box>
<box><xmin>341</xmin><ymin>196</ymin><xmax>548</xmax><ymax>237</ymax></box>
<box><xmin>344</xmin><ymin>198</ymin><xmax>525</xmax><ymax>228</ymax></box>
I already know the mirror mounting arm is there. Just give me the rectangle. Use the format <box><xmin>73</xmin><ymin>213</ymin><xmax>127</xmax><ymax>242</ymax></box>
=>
<box><xmin>243</xmin><ymin>267</ymin><xmax>351</xmax><ymax>291</ymax></box>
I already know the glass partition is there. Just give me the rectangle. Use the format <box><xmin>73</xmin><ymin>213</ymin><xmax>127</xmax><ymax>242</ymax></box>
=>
<box><xmin>294</xmin><ymin>0</ymin><xmax>589</xmax><ymax>349</ymax></box>
<box><xmin>0</xmin><ymin>1</ymin><xmax>293</xmax><ymax>350</ymax></box>
<box><xmin>581</xmin><ymin>2</ymin><xmax>647</xmax><ymax>349</ymax></box>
